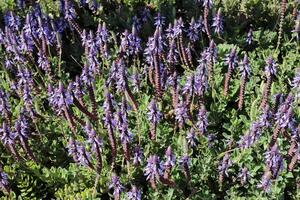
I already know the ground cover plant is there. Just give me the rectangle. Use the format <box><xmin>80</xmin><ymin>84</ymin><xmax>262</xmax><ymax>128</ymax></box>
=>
<box><xmin>0</xmin><ymin>0</ymin><xmax>299</xmax><ymax>199</ymax></box>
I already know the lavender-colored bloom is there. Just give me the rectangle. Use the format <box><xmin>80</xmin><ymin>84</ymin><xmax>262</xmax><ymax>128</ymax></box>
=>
<box><xmin>182</xmin><ymin>74</ymin><xmax>194</xmax><ymax>97</ymax></box>
<box><xmin>207</xmin><ymin>134</ymin><xmax>217</xmax><ymax>147</ymax></box>
<box><xmin>166</xmin><ymin>23</ymin><xmax>175</xmax><ymax>39</ymax></box>
<box><xmin>212</xmin><ymin>8</ymin><xmax>224</xmax><ymax>34</ymax></box>
<box><xmin>128</xmin><ymin>26</ymin><xmax>142</xmax><ymax>55</ymax></box>
<box><xmin>80</xmin><ymin>63</ymin><xmax>95</xmax><ymax>86</ymax></box>
<box><xmin>154</xmin><ymin>13</ymin><xmax>165</xmax><ymax>27</ymax></box>
<box><xmin>240</xmin><ymin>54</ymin><xmax>251</xmax><ymax>79</ymax></box>
<box><xmin>246</xmin><ymin>28</ymin><xmax>254</xmax><ymax>45</ymax></box>
<box><xmin>115</xmin><ymin>60</ymin><xmax>127</xmax><ymax>92</ymax></box>
<box><xmin>196</xmin><ymin>107</ymin><xmax>208</xmax><ymax>135</ymax></box>
<box><xmin>203</xmin><ymin>0</ymin><xmax>213</xmax><ymax>8</ymax></box>
<box><xmin>4</xmin><ymin>11</ymin><xmax>21</xmax><ymax>31</ymax></box>
<box><xmin>238</xmin><ymin>167</ymin><xmax>250</xmax><ymax>185</ymax></box>
<box><xmin>275</xmin><ymin>94</ymin><xmax>294</xmax><ymax>128</ymax></box>
<box><xmin>127</xmin><ymin>185</ymin><xmax>142</xmax><ymax>200</ymax></box>
<box><xmin>14</xmin><ymin>111</ymin><xmax>30</xmax><ymax>140</ymax></box>
<box><xmin>37</xmin><ymin>51</ymin><xmax>51</xmax><ymax>72</ymax></box>
<box><xmin>0</xmin><ymin>89</ymin><xmax>11</xmax><ymax>118</ymax></box>
<box><xmin>77</xmin><ymin>144</ymin><xmax>93</xmax><ymax>167</ymax></box>
<box><xmin>259</xmin><ymin>106</ymin><xmax>272</xmax><ymax>128</ymax></box>
<box><xmin>187</xmin><ymin>128</ymin><xmax>198</xmax><ymax>147</ymax></box>
<box><xmin>218</xmin><ymin>153</ymin><xmax>232</xmax><ymax>179</ymax></box>
<box><xmin>173</xmin><ymin>18</ymin><xmax>184</xmax><ymax>37</ymax></box>
<box><xmin>264</xmin><ymin>144</ymin><xmax>284</xmax><ymax>178</ymax></box>
<box><xmin>64</xmin><ymin>0</ymin><xmax>77</xmax><ymax>20</ymax></box>
<box><xmin>0</xmin><ymin>170</ymin><xmax>9</xmax><ymax>190</ymax></box>
<box><xmin>144</xmin><ymin>155</ymin><xmax>163</xmax><ymax>182</ymax></box>
<box><xmin>131</xmin><ymin>73</ymin><xmax>141</xmax><ymax>93</ymax></box>
<box><xmin>109</xmin><ymin>175</ymin><xmax>125</xmax><ymax>200</ymax></box>
<box><xmin>133</xmin><ymin>145</ymin><xmax>143</xmax><ymax>166</ymax></box>
<box><xmin>148</xmin><ymin>100</ymin><xmax>162</xmax><ymax>125</ymax></box>
<box><xmin>141</xmin><ymin>8</ymin><xmax>150</xmax><ymax>23</ymax></box>
<box><xmin>264</xmin><ymin>56</ymin><xmax>277</xmax><ymax>77</ymax></box>
<box><xmin>163</xmin><ymin>146</ymin><xmax>176</xmax><ymax>169</ymax></box>
<box><xmin>194</xmin><ymin>61</ymin><xmax>208</xmax><ymax>96</ymax></box>
<box><xmin>187</xmin><ymin>17</ymin><xmax>201</xmax><ymax>42</ymax></box>
<box><xmin>17</xmin><ymin>67</ymin><xmax>34</xmax><ymax>90</ymax></box>
<box><xmin>132</xmin><ymin>16</ymin><xmax>142</xmax><ymax>32</ymax></box>
<box><xmin>292</xmin><ymin>69</ymin><xmax>300</xmax><ymax>90</ymax></box>
<box><xmin>49</xmin><ymin>82</ymin><xmax>73</xmax><ymax>115</ymax></box>
<box><xmin>175</xmin><ymin>100</ymin><xmax>189</xmax><ymax>128</ymax></box>
<box><xmin>179</xmin><ymin>155</ymin><xmax>191</xmax><ymax>168</ymax></box>
<box><xmin>225</xmin><ymin>47</ymin><xmax>238</xmax><ymax>70</ymax></box>
<box><xmin>0</xmin><ymin>122</ymin><xmax>16</xmax><ymax>145</ymax></box>
<box><xmin>85</xmin><ymin>122</ymin><xmax>103</xmax><ymax>152</ymax></box>
<box><xmin>166</xmin><ymin>38</ymin><xmax>179</xmax><ymax>64</ymax></box>
<box><xmin>257</xmin><ymin>171</ymin><xmax>272</xmax><ymax>192</ymax></box>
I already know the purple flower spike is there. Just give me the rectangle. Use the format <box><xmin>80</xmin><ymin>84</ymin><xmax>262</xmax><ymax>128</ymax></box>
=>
<box><xmin>64</xmin><ymin>0</ymin><xmax>77</xmax><ymax>20</ymax></box>
<box><xmin>0</xmin><ymin>89</ymin><xmax>11</xmax><ymax>120</ymax></box>
<box><xmin>154</xmin><ymin>13</ymin><xmax>165</xmax><ymax>27</ymax></box>
<box><xmin>203</xmin><ymin>0</ymin><xmax>213</xmax><ymax>8</ymax></box>
<box><xmin>133</xmin><ymin>145</ymin><xmax>143</xmax><ymax>166</ymax></box>
<box><xmin>144</xmin><ymin>155</ymin><xmax>162</xmax><ymax>189</ymax></box>
<box><xmin>265</xmin><ymin>56</ymin><xmax>277</xmax><ymax>77</ymax></box>
<box><xmin>257</xmin><ymin>171</ymin><xmax>272</xmax><ymax>192</ymax></box>
<box><xmin>164</xmin><ymin>146</ymin><xmax>176</xmax><ymax>169</ymax></box>
<box><xmin>218</xmin><ymin>153</ymin><xmax>232</xmax><ymax>183</ymax></box>
<box><xmin>109</xmin><ymin>175</ymin><xmax>125</xmax><ymax>200</ymax></box>
<box><xmin>196</xmin><ymin>106</ymin><xmax>208</xmax><ymax>135</ymax></box>
<box><xmin>240</xmin><ymin>54</ymin><xmax>251</xmax><ymax>79</ymax></box>
<box><xmin>187</xmin><ymin>17</ymin><xmax>201</xmax><ymax>42</ymax></box>
<box><xmin>128</xmin><ymin>25</ymin><xmax>142</xmax><ymax>56</ymax></box>
<box><xmin>49</xmin><ymin>82</ymin><xmax>73</xmax><ymax>115</ymax></box>
<box><xmin>212</xmin><ymin>8</ymin><xmax>224</xmax><ymax>34</ymax></box>
<box><xmin>148</xmin><ymin>100</ymin><xmax>162</xmax><ymax>125</ymax></box>
<box><xmin>127</xmin><ymin>185</ymin><xmax>142</xmax><ymax>200</ymax></box>
<box><xmin>85</xmin><ymin>122</ymin><xmax>103</xmax><ymax>152</ymax></box>
<box><xmin>246</xmin><ymin>28</ymin><xmax>254</xmax><ymax>45</ymax></box>
<box><xmin>0</xmin><ymin>170</ymin><xmax>9</xmax><ymax>189</ymax></box>
<box><xmin>187</xmin><ymin>128</ymin><xmax>198</xmax><ymax>147</ymax></box>
<box><xmin>238</xmin><ymin>167</ymin><xmax>251</xmax><ymax>185</ymax></box>
<box><xmin>225</xmin><ymin>47</ymin><xmax>238</xmax><ymax>70</ymax></box>
<box><xmin>0</xmin><ymin>122</ymin><xmax>16</xmax><ymax>145</ymax></box>
<box><xmin>264</xmin><ymin>144</ymin><xmax>284</xmax><ymax>179</ymax></box>
<box><xmin>175</xmin><ymin>100</ymin><xmax>189</xmax><ymax>128</ymax></box>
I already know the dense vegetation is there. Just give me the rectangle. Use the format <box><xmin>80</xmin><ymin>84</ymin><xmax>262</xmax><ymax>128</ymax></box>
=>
<box><xmin>0</xmin><ymin>0</ymin><xmax>299</xmax><ymax>199</ymax></box>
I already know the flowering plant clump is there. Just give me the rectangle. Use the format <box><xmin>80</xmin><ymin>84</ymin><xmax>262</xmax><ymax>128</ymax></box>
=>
<box><xmin>0</xmin><ymin>0</ymin><xmax>299</xmax><ymax>199</ymax></box>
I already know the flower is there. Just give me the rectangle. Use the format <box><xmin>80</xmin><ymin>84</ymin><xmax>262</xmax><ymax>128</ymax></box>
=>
<box><xmin>225</xmin><ymin>47</ymin><xmax>238</xmax><ymax>70</ymax></box>
<box><xmin>148</xmin><ymin>100</ymin><xmax>162</xmax><ymax>125</ymax></box>
<box><xmin>240</xmin><ymin>54</ymin><xmax>251</xmax><ymax>79</ymax></box>
<box><xmin>264</xmin><ymin>144</ymin><xmax>284</xmax><ymax>179</ymax></box>
<box><xmin>196</xmin><ymin>106</ymin><xmax>208</xmax><ymax>135</ymax></box>
<box><xmin>212</xmin><ymin>8</ymin><xmax>224</xmax><ymax>34</ymax></box>
<box><xmin>187</xmin><ymin>128</ymin><xmax>198</xmax><ymax>147</ymax></box>
<box><xmin>0</xmin><ymin>122</ymin><xmax>16</xmax><ymax>145</ymax></box>
<box><xmin>109</xmin><ymin>175</ymin><xmax>125</xmax><ymax>200</ymax></box>
<box><xmin>163</xmin><ymin>146</ymin><xmax>176</xmax><ymax>169</ymax></box>
<box><xmin>238</xmin><ymin>167</ymin><xmax>251</xmax><ymax>185</ymax></box>
<box><xmin>246</xmin><ymin>28</ymin><xmax>253</xmax><ymax>44</ymax></box>
<box><xmin>49</xmin><ymin>82</ymin><xmax>73</xmax><ymax>115</ymax></box>
<box><xmin>257</xmin><ymin>171</ymin><xmax>272</xmax><ymax>192</ymax></box>
<box><xmin>175</xmin><ymin>100</ymin><xmax>188</xmax><ymax>128</ymax></box>
<box><xmin>127</xmin><ymin>185</ymin><xmax>142</xmax><ymax>200</ymax></box>
<box><xmin>154</xmin><ymin>13</ymin><xmax>165</xmax><ymax>27</ymax></box>
<box><xmin>264</xmin><ymin>56</ymin><xmax>277</xmax><ymax>77</ymax></box>
<box><xmin>187</xmin><ymin>17</ymin><xmax>201</xmax><ymax>42</ymax></box>
<box><xmin>133</xmin><ymin>145</ymin><xmax>143</xmax><ymax>166</ymax></box>
<box><xmin>218</xmin><ymin>153</ymin><xmax>232</xmax><ymax>181</ymax></box>
<box><xmin>144</xmin><ymin>155</ymin><xmax>163</xmax><ymax>182</ymax></box>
